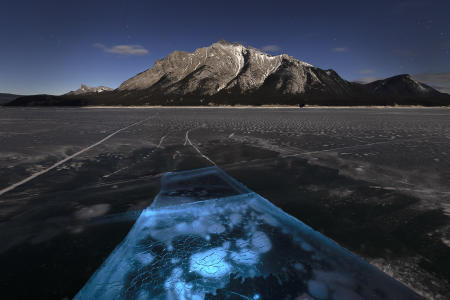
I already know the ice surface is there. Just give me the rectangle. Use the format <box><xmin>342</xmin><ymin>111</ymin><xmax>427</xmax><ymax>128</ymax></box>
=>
<box><xmin>75</xmin><ymin>166</ymin><xmax>422</xmax><ymax>299</ymax></box>
<box><xmin>308</xmin><ymin>280</ymin><xmax>328</xmax><ymax>299</ymax></box>
<box><xmin>190</xmin><ymin>247</ymin><xmax>231</xmax><ymax>278</ymax></box>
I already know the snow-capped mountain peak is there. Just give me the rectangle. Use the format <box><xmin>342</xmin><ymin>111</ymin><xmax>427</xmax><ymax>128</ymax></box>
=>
<box><xmin>66</xmin><ymin>84</ymin><xmax>112</xmax><ymax>95</ymax></box>
<box><xmin>117</xmin><ymin>40</ymin><xmax>317</xmax><ymax>95</ymax></box>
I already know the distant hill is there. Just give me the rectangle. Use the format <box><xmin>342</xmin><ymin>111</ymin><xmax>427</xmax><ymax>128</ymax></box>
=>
<box><xmin>66</xmin><ymin>84</ymin><xmax>112</xmax><ymax>96</ymax></box>
<box><xmin>6</xmin><ymin>41</ymin><xmax>450</xmax><ymax>107</ymax></box>
<box><xmin>0</xmin><ymin>93</ymin><xmax>23</xmax><ymax>105</ymax></box>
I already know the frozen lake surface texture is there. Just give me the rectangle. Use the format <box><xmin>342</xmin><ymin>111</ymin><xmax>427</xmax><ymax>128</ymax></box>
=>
<box><xmin>0</xmin><ymin>107</ymin><xmax>448</xmax><ymax>299</ymax></box>
<box><xmin>75</xmin><ymin>166</ymin><xmax>421</xmax><ymax>300</ymax></box>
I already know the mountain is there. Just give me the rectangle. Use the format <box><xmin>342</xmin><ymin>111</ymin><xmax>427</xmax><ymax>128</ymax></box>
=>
<box><xmin>114</xmin><ymin>40</ymin><xmax>356</xmax><ymax>105</ymax></box>
<box><xmin>366</xmin><ymin>75</ymin><xmax>441</xmax><ymax>97</ymax></box>
<box><xmin>0</xmin><ymin>93</ymin><xmax>23</xmax><ymax>105</ymax></box>
<box><xmin>118</xmin><ymin>41</ymin><xmax>331</xmax><ymax>95</ymax></box>
<box><xmin>66</xmin><ymin>84</ymin><xmax>112</xmax><ymax>95</ymax></box>
<box><xmin>5</xmin><ymin>40</ymin><xmax>450</xmax><ymax>106</ymax></box>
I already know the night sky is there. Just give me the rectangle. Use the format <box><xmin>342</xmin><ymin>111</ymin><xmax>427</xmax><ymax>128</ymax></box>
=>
<box><xmin>1</xmin><ymin>0</ymin><xmax>449</xmax><ymax>95</ymax></box>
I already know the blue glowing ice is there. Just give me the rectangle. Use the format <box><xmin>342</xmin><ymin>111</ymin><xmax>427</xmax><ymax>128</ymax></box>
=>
<box><xmin>230</xmin><ymin>248</ymin><xmax>259</xmax><ymax>265</ymax></box>
<box><xmin>190</xmin><ymin>247</ymin><xmax>231</xmax><ymax>278</ymax></box>
<box><xmin>75</xmin><ymin>166</ymin><xmax>422</xmax><ymax>300</ymax></box>
<box><xmin>308</xmin><ymin>280</ymin><xmax>328</xmax><ymax>300</ymax></box>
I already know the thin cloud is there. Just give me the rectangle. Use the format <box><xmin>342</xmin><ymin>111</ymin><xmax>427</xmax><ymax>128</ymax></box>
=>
<box><xmin>94</xmin><ymin>43</ymin><xmax>149</xmax><ymax>55</ymax></box>
<box><xmin>413</xmin><ymin>72</ymin><xmax>450</xmax><ymax>94</ymax></box>
<box><xmin>261</xmin><ymin>45</ymin><xmax>281</xmax><ymax>53</ymax></box>
<box><xmin>359</xmin><ymin>69</ymin><xmax>374</xmax><ymax>75</ymax></box>
<box><xmin>332</xmin><ymin>47</ymin><xmax>348</xmax><ymax>53</ymax></box>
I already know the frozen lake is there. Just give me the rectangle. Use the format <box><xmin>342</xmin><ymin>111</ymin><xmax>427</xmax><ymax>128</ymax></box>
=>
<box><xmin>0</xmin><ymin>107</ymin><xmax>449</xmax><ymax>299</ymax></box>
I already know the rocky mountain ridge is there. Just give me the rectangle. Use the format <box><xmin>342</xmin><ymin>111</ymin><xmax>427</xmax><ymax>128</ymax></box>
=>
<box><xmin>5</xmin><ymin>40</ymin><xmax>450</xmax><ymax>106</ymax></box>
<box><xmin>66</xmin><ymin>84</ymin><xmax>112</xmax><ymax>95</ymax></box>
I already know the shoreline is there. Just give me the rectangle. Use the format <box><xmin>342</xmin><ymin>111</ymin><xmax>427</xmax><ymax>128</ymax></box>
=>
<box><xmin>83</xmin><ymin>105</ymin><xmax>449</xmax><ymax>109</ymax></box>
<box><xmin>2</xmin><ymin>105</ymin><xmax>448</xmax><ymax>109</ymax></box>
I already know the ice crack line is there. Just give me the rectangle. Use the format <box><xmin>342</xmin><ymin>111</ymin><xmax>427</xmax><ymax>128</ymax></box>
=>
<box><xmin>0</xmin><ymin>115</ymin><xmax>154</xmax><ymax>197</ymax></box>
<box><xmin>104</xmin><ymin>132</ymin><xmax>168</xmax><ymax>179</ymax></box>
<box><xmin>102</xmin><ymin>166</ymin><xmax>129</xmax><ymax>178</ymax></box>
<box><xmin>157</xmin><ymin>134</ymin><xmax>168</xmax><ymax>148</ymax></box>
<box><xmin>184</xmin><ymin>129</ymin><xmax>216</xmax><ymax>165</ymax></box>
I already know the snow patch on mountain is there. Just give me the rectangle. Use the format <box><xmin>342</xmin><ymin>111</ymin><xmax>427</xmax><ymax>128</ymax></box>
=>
<box><xmin>67</xmin><ymin>84</ymin><xmax>112</xmax><ymax>95</ymax></box>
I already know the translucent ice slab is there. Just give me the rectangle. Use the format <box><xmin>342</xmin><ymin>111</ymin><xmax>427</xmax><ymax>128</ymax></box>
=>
<box><xmin>75</xmin><ymin>167</ymin><xmax>422</xmax><ymax>300</ymax></box>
